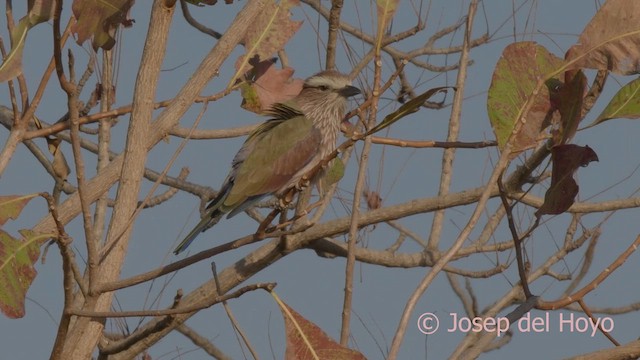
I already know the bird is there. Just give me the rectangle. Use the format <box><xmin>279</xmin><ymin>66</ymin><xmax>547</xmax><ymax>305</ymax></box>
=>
<box><xmin>174</xmin><ymin>70</ymin><xmax>361</xmax><ymax>254</ymax></box>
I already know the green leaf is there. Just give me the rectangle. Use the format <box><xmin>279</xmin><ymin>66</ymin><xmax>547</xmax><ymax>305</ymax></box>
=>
<box><xmin>317</xmin><ymin>158</ymin><xmax>344</xmax><ymax>194</ymax></box>
<box><xmin>589</xmin><ymin>77</ymin><xmax>640</xmax><ymax>127</ymax></box>
<box><xmin>0</xmin><ymin>18</ymin><xmax>29</xmax><ymax>82</ymax></box>
<box><xmin>240</xmin><ymin>82</ymin><xmax>261</xmax><ymax>113</ymax></box>
<box><xmin>375</xmin><ymin>0</ymin><xmax>399</xmax><ymax>49</ymax></box>
<box><xmin>0</xmin><ymin>0</ymin><xmax>57</xmax><ymax>82</ymax></box>
<box><xmin>366</xmin><ymin>86</ymin><xmax>450</xmax><ymax>136</ymax></box>
<box><xmin>487</xmin><ymin>42</ymin><xmax>565</xmax><ymax>154</ymax></box>
<box><xmin>0</xmin><ymin>0</ymin><xmax>55</xmax><ymax>82</ymax></box>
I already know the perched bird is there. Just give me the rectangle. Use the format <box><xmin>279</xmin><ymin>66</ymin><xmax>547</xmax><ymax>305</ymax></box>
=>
<box><xmin>174</xmin><ymin>70</ymin><xmax>361</xmax><ymax>254</ymax></box>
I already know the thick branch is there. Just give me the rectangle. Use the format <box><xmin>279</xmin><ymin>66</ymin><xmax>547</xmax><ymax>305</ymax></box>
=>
<box><xmin>60</xmin><ymin>2</ymin><xmax>176</xmax><ymax>358</ymax></box>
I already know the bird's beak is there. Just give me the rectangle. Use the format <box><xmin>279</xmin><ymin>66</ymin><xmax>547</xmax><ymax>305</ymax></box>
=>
<box><xmin>339</xmin><ymin>85</ymin><xmax>361</xmax><ymax>98</ymax></box>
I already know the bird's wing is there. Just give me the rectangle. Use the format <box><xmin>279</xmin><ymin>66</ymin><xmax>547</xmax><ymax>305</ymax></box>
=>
<box><xmin>203</xmin><ymin>103</ymin><xmax>301</xmax><ymax>213</ymax></box>
<box><xmin>221</xmin><ymin>110</ymin><xmax>321</xmax><ymax>212</ymax></box>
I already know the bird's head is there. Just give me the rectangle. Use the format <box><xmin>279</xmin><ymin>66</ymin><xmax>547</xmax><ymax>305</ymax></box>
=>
<box><xmin>297</xmin><ymin>70</ymin><xmax>361</xmax><ymax>124</ymax></box>
<box><xmin>302</xmin><ymin>70</ymin><xmax>361</xmax><ymax>98</ymax></box>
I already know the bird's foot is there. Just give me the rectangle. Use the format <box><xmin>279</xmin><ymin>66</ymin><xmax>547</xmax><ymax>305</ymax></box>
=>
<box><xmin>295</xmin><ymin>175</ymin><xmax>311</xmax><ymax>191</ymax></box>
<box><xmin>278</xmin><ymin>196</ymin><xmax>290</xmax><ymax>210</ymax></box>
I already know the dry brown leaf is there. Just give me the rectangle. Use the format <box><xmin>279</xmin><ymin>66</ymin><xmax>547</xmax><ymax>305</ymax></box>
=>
<box><xmin>536</xmin><ymin>145</ymin><xmax>598</xmax><ymax>217</ymax></box>
<box><xmin>71</xmin><ymin>0</ymin><xmax>135</xmax><ymax>50</ymax></box>
<box><xmin>233</xmin><ymin>0</ymin><xmax>302</xmax><ymax>80</ymax></box>
<box><xmin>566</xmin><ymin>0</ymin><xmax>640</xmax><ymax>75</ymax></box>
<box><xmin>277</xmin><ymin>299</ymin><xmax>367</xmax><ymax>360</ymax></box>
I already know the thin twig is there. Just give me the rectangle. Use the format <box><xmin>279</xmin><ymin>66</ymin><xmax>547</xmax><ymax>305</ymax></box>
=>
<box><xmin>20</xmin><ymin>19</ymin><xmax>74</xmax><ymax>139</ymax></box>
<box><xmin>212</xmin><ymin>263</ymin><xmax>261</xmax><ymax>360</ymax></box>
<box><xmin>497</xmin><ymin>174</ymin><xmax>533</xmax><ymax>298</ymax></box>
<box><xmin>538</xmin><ymin>233</ymin><xmax>640</xmax><ymax>310</ymax></box>
<box><xmin>67</xmin><ymin>283</ymin><xmax>275</xmax><ymax>318</ymax></box>
<box><xmin>176</xmin><ymin>324</ymin><xmax>233</xmax><ymax>360</ymax></box>
<box><xmin>577</xmin><ymin>299</ymin><xmax>620</xmax><ymax>346</ymax></box>
<box><xmin>427</xmin><ymin>2</ymin><xmax>474</xmax><ymax>252</ymax></box>
<box><xmin>339</xmin><ymin>7</ymin><xmax>386</xmax><ymax>344</ymax></box>
<box><xmin>301</xmin><ymin>0</ymin><xmax>489</xmax><ymax>71</ymax></box>
<box><xmin>61</xmin><ymin>48</ymin><xmax>100</xmax><ymax>293</ymax></box>
<box><xmin>325</xmin><ymin>0</ymin><xmax>344</xmax><ymax>70</ymax></box>
<box><xmin>371</xmin><ymin>137</ymin><xmax>496</xmax><ymax>149</ymax></box>
<box><xmin>23</xmin><ymin>88</ymin><xmax>234</xmax><ymax>140</ymax></box>
<box><xmin>388</xmin><ymin>3</ymin><xmax>479</xmax><ymax>356</ymax></box>
<box><xmin>138</xmin><ymin>167</ymin><xmax>190</xmax><ymax>208</ymax></box>
<box><xmin>179</xmin><ymin>0</ymin><xmax>223</xmax><ymax>39</ymax></box>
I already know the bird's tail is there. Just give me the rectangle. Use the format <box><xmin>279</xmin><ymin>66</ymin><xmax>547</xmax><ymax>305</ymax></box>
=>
<box><xmin>173</xmin><ymin>210</ymin><xmax>223</xmax><ymax>255</ymax></box>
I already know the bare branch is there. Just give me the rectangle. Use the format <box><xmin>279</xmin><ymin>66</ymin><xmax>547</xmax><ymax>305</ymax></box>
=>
<box><xmin>176</xmin><ymin>324</ymin><xmax>233</xmax><ymax>360</ymax></box>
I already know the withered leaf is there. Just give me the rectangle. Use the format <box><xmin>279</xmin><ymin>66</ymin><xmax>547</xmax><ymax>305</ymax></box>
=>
<box><xmin>566</xmin><ymin>0</ymin><xmax>640</xmax><ymax>75</ymax></box>
<box><xmin>536</xmin><ymin>144</ymin><xmax>598</xmax><ymax>217</ymax></box>
<box><xmin>276</xmin><ymin>298</ymin><xmax>367</xmax><ymax>360</ymax></box>
<box><xmin>233</xmin><ymin>0</ymin><xmax>302</xmax><ymax>82</ymax></box>
<box><xmin>556</xmin><ymin>70</ymin><xmax>587</xmax><ymax>145</ymax></box>
<box><xmin>71</xmin><ymin>0</ymin><xmax>135</xmax><ymax>50</ymax></box>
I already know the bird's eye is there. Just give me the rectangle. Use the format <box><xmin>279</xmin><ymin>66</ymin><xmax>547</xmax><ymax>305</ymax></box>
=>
<box><xmin>318</xmin><ymin>85</ymin><xmax>329</xmax><ymax>91</ymax></box>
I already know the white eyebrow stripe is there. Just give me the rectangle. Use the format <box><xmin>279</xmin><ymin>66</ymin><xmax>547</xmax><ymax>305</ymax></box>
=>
<box><xmin>304</xmin><ymin>76</ymin><xmax>352</xmax><ymax>90</ymax></box>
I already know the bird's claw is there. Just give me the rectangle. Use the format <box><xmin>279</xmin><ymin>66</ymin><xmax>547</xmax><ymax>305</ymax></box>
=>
<box><xmin>278</xmin><ymin>197</ymin><xmax>289</xmax><ymax>210</ymax></box>
<box><xmin>295</xmin><ymin>176</ymin><xmax>310</xmax><ymax>191</ymax></box>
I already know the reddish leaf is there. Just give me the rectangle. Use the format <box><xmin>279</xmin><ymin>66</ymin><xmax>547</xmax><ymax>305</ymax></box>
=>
<box><xmin>233</xmin><ymin>0</ymin><xmax>302</xmax><ymax>82</ymax></box>
<box><xmin>0</xmin><ymin>194</ymin><xmax>39</xmax><ymax>226</ymax></box>
<box><xmin>246</xmin><ymin>57</ymin><xmax>279</xmax><ymax>82</ymax></box>
<box><xmin>241</xmin><ymin>62</ymin><xmax>303</xmax><ymax>113</ymax></box>
<box><xmin>536</xmin><ymin>145</ymin><xmax>599</xmax><ymax>217</ymax></box>
<box><xmin>566</xmin><ymin>0</ymin><xmax>640</xmax><ymax>75</ymax></box>
<box><xmin>277</xmin><ymin>300</ymin><xmax>366</xmax><ymax>360</ymax></box>
<box><xmin>0</xmin><ymin>230</ymin><xmax>48</xmax><ymax>318</ymax></box>
<box><xmin>556</xmin><ymin>71</ymin><xmax>587</xmax><ymax>145</ymax></box>
<box><xmin>487</xmin><ymin>42</ymin><xmax>564</xmax><ymax>155</ymax></box>
<box><xmin>71</xmin><ymin>0</ymin><xmax>135</xmax><ymax>50</ymax></box>
<box><xmin>0</xmin><ymin>194</ymin><xmax>50</xmax><ymax>318</ymax></box>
